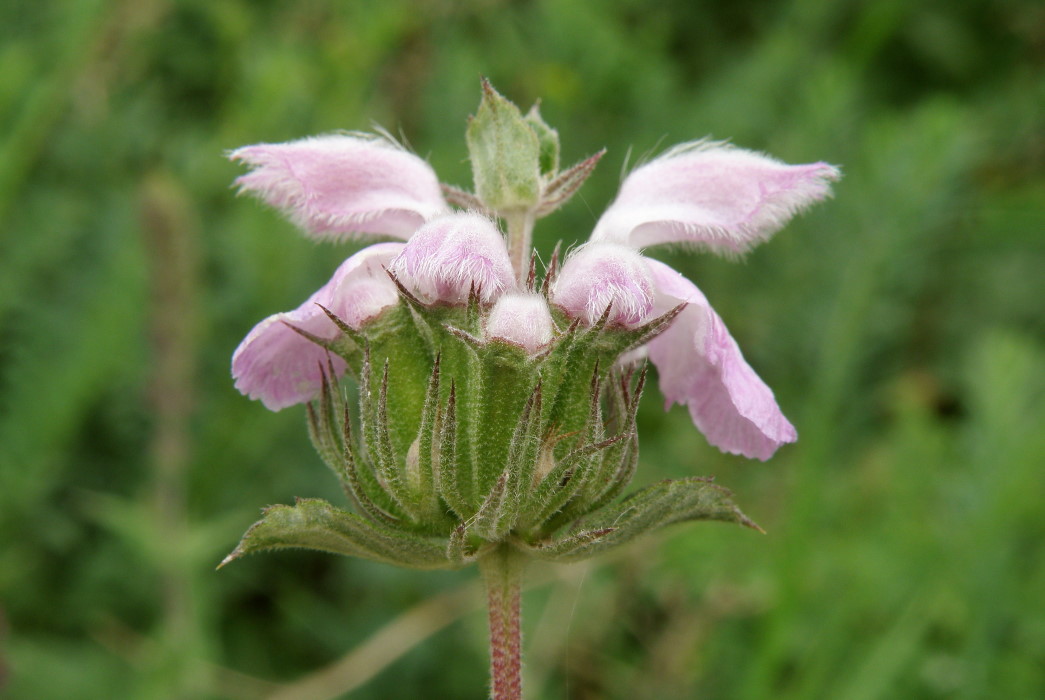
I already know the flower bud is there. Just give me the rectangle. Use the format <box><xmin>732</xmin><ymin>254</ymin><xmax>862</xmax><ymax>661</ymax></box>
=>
<box><xmin>389</xmin><ymin>212</ymin><xmax>515</xmax><ymax>303</ymax></box>
<box><xmin>486</xmin><ymin>293</ymin><xmax>554</xmax><ymax>352</ymax></box>
<box><xmin>466</xmin><ymin>79</ymin><xmax>542</xmax><ymax>212</ymax></box>
<box><xmin>551</xmin><ymin>242</ymin><xmax>654</xmax><ymax>326</ymax></box>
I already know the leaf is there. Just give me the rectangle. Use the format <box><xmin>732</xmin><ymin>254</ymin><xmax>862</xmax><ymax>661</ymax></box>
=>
<box><xmin>219</xmin><ymin>499</ymin><xmax>454</xmax><ymax>570</ymax></box>
<box><xmin>522</xmin><ymin>477</ymin><xmax>762</xmax><ymax>562</ymax></box>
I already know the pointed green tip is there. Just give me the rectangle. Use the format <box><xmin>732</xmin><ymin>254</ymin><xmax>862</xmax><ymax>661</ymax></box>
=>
<box><xmin>739</xmin><ymin>511</ymin><xmax>767</xmax><ymax>534</ymax></box>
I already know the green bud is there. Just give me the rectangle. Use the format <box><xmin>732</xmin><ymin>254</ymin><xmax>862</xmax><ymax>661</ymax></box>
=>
<box><xmin>466</xmin><ymin>78</ymin><xmax>542</xmax><ymax>212</ymax></box>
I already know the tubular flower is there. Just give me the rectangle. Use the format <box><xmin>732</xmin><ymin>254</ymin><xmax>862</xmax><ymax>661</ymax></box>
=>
<box><xmin>387</xmin><ymin>212</ymin><xmax>516</xmax><ymax>303</ymax></box>
<box><xmin>553</xmin><ymin>142</ymin><xmax>839</xmax><ymax>460</ymax></box>
<box><xmin>591</xmin><ymin>140</ymin><xmax>839</xmax><ymax>255</ymax></box>
<box><xmin>229</xmin><ymin>133</ymin><xmax>452</xmax><ymax>409</ymax></box>
<box><xmin>231</xmin><ymin>242</ymin><xmax>403</xmax><ymax>410</ymax></box>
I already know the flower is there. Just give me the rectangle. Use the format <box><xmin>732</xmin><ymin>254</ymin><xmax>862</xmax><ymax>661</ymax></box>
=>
<box><xmin>231</xmin><ymin>243</ymin><xmax>404</xmax><ymax>410</ymax></box>
<box><xmin>223</xmin><ymin>87</ymin><xmax>843</xmax><ymax>700</ymax></box>
<box><xmin>552</xmin><ymin>242</ymin><xmax>654</xmax><ymax>326</ymax></box>
<box><xmin>229</xmin><ymin>134</ymin><xmax>451</xmax><ymax>409</ymax></box>
<box><xmin>230</xmin><ymin>132</ymin><xmax>528</xmax><ymax>410</ymax></box>
<box><xmin>552</xmin><ymin>141</ymin><xmax>840</xmax><ymax>460</ymax></box>
<box><xmin>387</xmin><ymin>212</ymin><xmax>516</xmax><ymax>304</ymax></box>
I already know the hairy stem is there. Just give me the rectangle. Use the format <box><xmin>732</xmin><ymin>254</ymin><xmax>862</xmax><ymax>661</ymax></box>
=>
<box><xmin>480</xmin><ymin>546</ymin><xmax>525</xmax><ymax>700</ymax></box>
<box><xmin>504</xmin><ymin>209</ymin><xmax>536</xmax><ymax>285</ymax></box>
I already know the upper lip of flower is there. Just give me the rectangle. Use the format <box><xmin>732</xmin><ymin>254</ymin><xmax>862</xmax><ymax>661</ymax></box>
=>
<box><xmin>228</xmin><ymin>132</ymin><xmax>451</xmax><ymax>241</ymax></box>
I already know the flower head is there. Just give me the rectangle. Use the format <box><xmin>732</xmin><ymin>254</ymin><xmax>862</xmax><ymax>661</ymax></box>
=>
<box><xmin>225</xmin><ymin>83</ymin><xmax>839</xmax><ymax>576</ymax></box>
<box><xmin>224</xmin><ymin>86</ymin><xmax>840</xmax><ymax>700</ymax></box>
<box><xmin>554</xmin><ymin>142</ymin><xmax>838</xmax><ymax>459</ymax></box>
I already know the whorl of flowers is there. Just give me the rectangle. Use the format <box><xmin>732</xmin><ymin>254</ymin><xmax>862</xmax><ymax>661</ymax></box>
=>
<box><xmin>222</xmin><ymin>79</ymin><xmax>839</xmax><ymax>571</ymax></box>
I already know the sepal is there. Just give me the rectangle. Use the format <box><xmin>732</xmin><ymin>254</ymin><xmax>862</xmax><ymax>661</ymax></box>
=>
<box><xmin>536</xmin><ymin>150</ymin><xmax>605</xmax><ymax>217</ymax></box>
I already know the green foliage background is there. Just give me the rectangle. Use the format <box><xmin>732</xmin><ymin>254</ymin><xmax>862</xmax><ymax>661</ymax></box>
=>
<box><xmin>1</xmin><ymin>1</ymin><xmax>1043</xmax><ymax>698</ymax></box>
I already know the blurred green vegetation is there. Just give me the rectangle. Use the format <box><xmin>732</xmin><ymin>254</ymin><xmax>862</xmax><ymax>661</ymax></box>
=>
<box><xmin>1</xmin><ymin>0</ymin><xmax>1043</xmax><ymax>698</ymax></box>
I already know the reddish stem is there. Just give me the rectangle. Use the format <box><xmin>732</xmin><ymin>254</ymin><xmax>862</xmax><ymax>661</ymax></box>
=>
<box><xmin>481</xmin><ymin>546</ymin><xmax>524</xmax><ymax>700</ymax></box>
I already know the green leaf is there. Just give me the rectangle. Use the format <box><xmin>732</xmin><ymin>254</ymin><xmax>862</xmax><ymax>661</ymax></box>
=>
<box><xmin>522</xmin><ymin>477</ymin><xmax>762</xmax><ymax>562</ymax></box>
<box><xmin>466</xmin><ymin>78</ymin><xmax>541</xmax><ymax>212</ymax></box>
<box><xmin>219</xmin><ymin>499</ymin><xmax>455</xmax><ymax>570</ymax></box>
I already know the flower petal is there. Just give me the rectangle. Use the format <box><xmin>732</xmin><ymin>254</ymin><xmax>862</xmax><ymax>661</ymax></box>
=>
<box><xmin>591</xmin><ymin>141</ymin><xmax>840</xmax><ymax>255</ymax></box>
<box><xmin>551</xmin><ymin>242</ymin><xmax>654</xmax><ymax>326</ymax></box>
<box><xmin>387</xmin><ymin>212</ymin><xmax>515</xmax><ymax>303</ymax></box>
<box><xmin>232</xmin><ymin>243</ymin><xmax>404</xmax><ymax>410</ymax></box>
<box><xmin>486</xmin><ymin>293</ymin><xmax>554</xmax><ymax>352</ymax></box>
<box><xmin>230</xmin><ymin>134</ymin><xmax>448</xmax><ymax>241</ymax></box>
<box><xmin>645</xmin><ymin>259</ymin><xmax>796</xmax><ymax>460</ymax></box>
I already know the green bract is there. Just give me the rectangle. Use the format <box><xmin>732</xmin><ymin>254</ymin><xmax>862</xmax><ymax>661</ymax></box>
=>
<box><xmin>466</xmin><ymin>80</ymin><xmax>543</xmax><ymax>213</ymax></box>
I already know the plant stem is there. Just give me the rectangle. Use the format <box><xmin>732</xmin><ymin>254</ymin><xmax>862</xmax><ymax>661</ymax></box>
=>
<box><xmin>480</xmin><ymin>545</ymin><xmax>524</xmax><ymax>700</ymax></box>
<box><xmin>504</xmin><ymin>209</ymin><xmax>536</xmax><ymax>285</ymax></box>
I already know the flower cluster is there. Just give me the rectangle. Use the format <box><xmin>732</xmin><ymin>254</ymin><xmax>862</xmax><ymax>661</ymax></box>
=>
<box><xmin>221</xmin><ymin>83</ymin><xmax>839</xmax><ymax>571</ymax></box>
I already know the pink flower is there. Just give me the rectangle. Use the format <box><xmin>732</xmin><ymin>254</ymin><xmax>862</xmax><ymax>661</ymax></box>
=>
<box><xmin>230</xmin><ymin>133</ymin><xmax>520</xmax><ymax>410</ymax></box>
<box><xmin>230</xmin><ymin>133</ymin><xmax>449</xmax><ymax>240</ymax></box>
<box><xmin>553</xmin><ymin>142</ymin><xmax>839</xmax><ymax>459</ymax></box>
<box><xmin>232</xmin><ymin>243</ymin><xmax>403</xmax><ymax>410</ymax></box>
<box><xmin>230</xmin><ymin>133</ymin><xmax>455</xmax><ymax>410</ymax></box>
<box><xmin>551</xmin><ymin>242</ymin><xmax>654</xmax><ymax>326</ymax></box>
<box><xmin>388</xmin><ymin>212</ymin><xmax>516</xmax><ymax>303</ymax></box>
<box><xmin>644</xmin><ymin>259</ymin><xmax>797</xmax><ymax>460</ymax></box>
